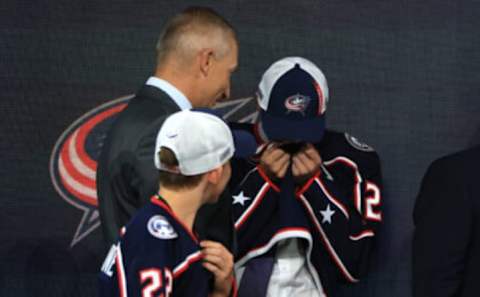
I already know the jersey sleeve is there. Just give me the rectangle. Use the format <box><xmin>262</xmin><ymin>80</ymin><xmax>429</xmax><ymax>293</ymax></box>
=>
<box><xmin>99</xmin><ymin>226</ymin><xmax>175</xmax><ymax>297</ymax></box>
<box><xmin>229</xmin><ymin>158</ymin><xmax>282</xmax><ymax>256</ymax></box>
<box><xmin>99</xmin><ymin>243</ymin><xmax>121</xmax><ymax>297</ymax></box>
<box><xmin>296</xmin><ymin>148</ymin><xmax>383</xmax><ymax>283</ymax></box>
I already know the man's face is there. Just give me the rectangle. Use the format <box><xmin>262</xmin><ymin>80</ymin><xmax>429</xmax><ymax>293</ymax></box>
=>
<box><xmin>203</xmin><ymin>38</ymin><xmax>238</xmax><ymax>107</ymax></box>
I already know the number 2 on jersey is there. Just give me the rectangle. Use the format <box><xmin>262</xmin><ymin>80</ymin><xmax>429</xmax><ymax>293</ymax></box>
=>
<box><xmin>364</xmin><ymin>181</ymin><xmax>382</xmax><ymax>221</ymax></box>
<box><xmin>140</xmin><ymin>268</ymin><xmax>172</xmax><ymax>297</ymax></box>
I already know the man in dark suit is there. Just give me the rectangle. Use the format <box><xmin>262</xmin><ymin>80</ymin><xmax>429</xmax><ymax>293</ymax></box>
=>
<box><xmin>413</xmin><ymin>145</ymin><xmax>480</xmax><ymax>297</ymax></box>
<box><xmin>96</xmin><ymin>7</ymin><xmax>238</xmax><ymax>246</ymax></box>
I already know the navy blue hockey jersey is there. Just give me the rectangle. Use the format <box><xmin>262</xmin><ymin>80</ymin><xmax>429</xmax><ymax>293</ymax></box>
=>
<box><xmin>99</xmin><ymin>196</ymin><xmax>211</xmax><ymax>297</ymax></box>
<box><xmin>229</xmin><ymin>124</ymin><xmax>383</xmax><ymax>296</ymax></box>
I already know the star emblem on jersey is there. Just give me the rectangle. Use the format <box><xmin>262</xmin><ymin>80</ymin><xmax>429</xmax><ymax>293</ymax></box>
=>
<box><xmin>232</xmin><ymin>191</ymin><xmax>251</xmax><ymax>206</ymax></box>
<box><xmin>320</xmin><ymin>204</ymin><xmax>335</xmax><ymax>224</ymax></box>
<box><xmin>147</xmin><ymin>215</ymin><xmax>178</xmax><ymax>239</ymax></box>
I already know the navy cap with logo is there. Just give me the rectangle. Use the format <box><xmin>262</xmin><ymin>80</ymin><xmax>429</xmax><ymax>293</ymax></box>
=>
<box><xmin>257</xmin><ymin>57</ymin><xmax>329</xmax><ymax>143</ymax></box>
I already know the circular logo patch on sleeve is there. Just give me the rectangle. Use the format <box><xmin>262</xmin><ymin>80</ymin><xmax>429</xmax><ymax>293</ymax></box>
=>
<box><xmin>147</xmin><ymin>215</ymin><xmax>178</xmax><ymax>239</ymax></box>
<box><xmin>345</xmin><ymin>133</ymin><xmax>374</xmax><ymax>152</ymax></box>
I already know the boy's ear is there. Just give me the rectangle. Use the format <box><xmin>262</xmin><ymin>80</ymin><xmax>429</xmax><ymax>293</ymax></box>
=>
<box><xmin>206</xmin><ymin>166</ymin><xmax>223</xmax><ymax>185</ymax></box>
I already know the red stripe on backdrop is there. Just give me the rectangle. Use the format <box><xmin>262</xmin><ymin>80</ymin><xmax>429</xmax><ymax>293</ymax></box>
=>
<box><xmin>75</xmin><ymin>104</ymin><xmax>127</xmax><ymax>171</ymax></box>
<box><xmin>60</xmin><ymin>135</ymin><xmax>96</xmax><ymax>189</ymax></box>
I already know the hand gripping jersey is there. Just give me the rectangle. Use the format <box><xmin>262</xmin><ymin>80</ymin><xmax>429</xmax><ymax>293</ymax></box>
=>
<box><xmin>229</xmin><ymin>123</ymin><xmax>383</xmax><ymax>296</ymax></box>
<box><xmin>99</xmin><ymin>196</ymin><xmax>211</xmax><ymax>297</ymax></box>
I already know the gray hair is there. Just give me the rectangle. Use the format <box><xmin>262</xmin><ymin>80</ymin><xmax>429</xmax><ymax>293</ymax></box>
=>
<box><xmin>155</xmin><ymin>7</ymin><xmax>237</xmax><ymax>67</ymax></box>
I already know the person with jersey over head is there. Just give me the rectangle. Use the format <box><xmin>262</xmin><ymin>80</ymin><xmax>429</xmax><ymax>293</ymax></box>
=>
<box><xmin>228</xmin><ymin>57</ymin><xmax>383</xmax><ymax>297</ymax></box>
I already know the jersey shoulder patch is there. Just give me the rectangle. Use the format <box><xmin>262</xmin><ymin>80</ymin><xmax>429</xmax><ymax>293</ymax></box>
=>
<box><xmin>344</xmin><ymin>133</ymin><xmax>375</xmax><ymax>152</ymax></box>
<box><xmin>147</xmin><ymin>215</ymin><xmax>178</xmax><ymax>240</ymax></box>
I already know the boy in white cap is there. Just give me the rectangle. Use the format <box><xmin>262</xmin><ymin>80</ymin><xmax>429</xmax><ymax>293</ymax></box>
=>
<box><xmin>230</xmin><ymin>57</ymin><xmax>383</xmax><ymax>296</ymax></box>
<box><xmin>99</xmin><ymin>110</ymin><xmax>237</xmax><ymax>297</ymax></box>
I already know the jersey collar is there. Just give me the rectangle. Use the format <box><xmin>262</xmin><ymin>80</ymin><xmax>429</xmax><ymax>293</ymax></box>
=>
<box><xmin>151</xmin><ymin>195</ymin><xmax>199</xmax><ymax>243</ymax></box>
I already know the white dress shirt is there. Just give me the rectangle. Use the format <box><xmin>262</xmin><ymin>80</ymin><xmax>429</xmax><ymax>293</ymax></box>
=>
<box><xmin>267</xmin><ymin>238</ymin><xmax>322</xmax><ymax>297</ymax></box>
<box><xmin>146</xmin><ymin>76</ymin><xmax>192</xmax><ymax>110</ymax></box>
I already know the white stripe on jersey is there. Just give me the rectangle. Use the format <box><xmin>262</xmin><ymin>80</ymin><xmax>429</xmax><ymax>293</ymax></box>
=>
<box><xmin>116</xmin><ymin>244</ymin><xmax>128</xmax><ymax>297</ymax></box>
<box><xmin>173</xmin><ymin>250</ymin><xmax>203</xmax><ymax>278</ymax></box>
<box><xmin>349</xmin><ymin>230</ymin><xmax>375</xmax><ymax>241</ymax></box>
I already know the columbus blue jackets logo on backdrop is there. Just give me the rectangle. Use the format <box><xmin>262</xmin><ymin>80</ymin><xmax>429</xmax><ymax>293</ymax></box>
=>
<box><xmin>50</xmin><ymin>95</ymin><xmax>257</xmax><ymax>247</ymax></box>
<box><xmin>284</xmin><ymin>94</ymin><xmax>311</xmax><ymax>115</ymax></box>
<box><xmin>49</xmin><ymin>95</ymin><xmax>133</xmax><ymax>246</ymax></box>
<box><xmin>147</xmin><ymin>215</ymin><xmax>178</xmax><ymax>239</ymax></box>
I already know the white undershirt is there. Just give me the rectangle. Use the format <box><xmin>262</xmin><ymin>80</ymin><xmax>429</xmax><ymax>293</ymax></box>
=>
<box><xmin>266</xmin><ymin>238</ymin><xmax>321</xmax><ymax>297</ymax></box>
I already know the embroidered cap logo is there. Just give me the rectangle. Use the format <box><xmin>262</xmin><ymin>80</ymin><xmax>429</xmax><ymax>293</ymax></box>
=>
<box><xmin>284</xmin><ymin>94</ymin><xmax>311</xmax><ymax>116</ymax></box>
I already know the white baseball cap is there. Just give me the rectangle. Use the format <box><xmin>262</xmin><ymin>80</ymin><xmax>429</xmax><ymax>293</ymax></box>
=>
<box><xmin>154</xmin><ymin>110</ymin><xmax>235</xmax><ymax>176</ymax></box>
<box><xmin>257</xmin><ymin>57</ymin><xmax>329</xmax><ymax>142</ymax></box>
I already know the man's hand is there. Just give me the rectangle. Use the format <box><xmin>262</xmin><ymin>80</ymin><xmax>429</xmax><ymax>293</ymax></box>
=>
<box><xmin>200</xmin><ymin>240</ymin><xmax>234</xmax><ymax>297</ymax></box>
<box><xmin>259</xmin><ymin>143</ymin><xmax>291</xmax><ymax>180</ymax></box>
<box><xmin>292</xmin><ymin>144</ymin><xmax>322</xmax><ymax>183</ymax></box>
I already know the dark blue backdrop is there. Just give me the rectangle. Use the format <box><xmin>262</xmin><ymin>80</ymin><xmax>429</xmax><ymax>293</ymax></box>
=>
<box><xmin>2</xmin><ymin>0</ymin><xmax>480</xmax><ymax>296</ymax></box>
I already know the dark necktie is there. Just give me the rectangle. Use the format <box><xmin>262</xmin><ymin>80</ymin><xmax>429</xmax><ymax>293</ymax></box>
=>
<box><xmin>237</xmin><ymin>254</ymin><xmax>275</xmax><ymax>297</ymax></box>
<box><xmin>238</xmin><ymin>165</ymin><xmax>296</xmax><ymax>297</ymax></box>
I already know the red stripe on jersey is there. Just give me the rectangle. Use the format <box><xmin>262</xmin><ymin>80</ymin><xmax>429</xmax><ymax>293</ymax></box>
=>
<box><xmin>173</xmin><ymin>251</ymin><xmax>203</xmax><ymax>279</ymax></box>
<box><xmin>115</xmin><ymin>247</ymin><xmax>128</xmax><ymax>297</ymax></box>
<box><xmin>238</xmin><ymin>227</ymin><xmax>310</xmax><ymax>260</ymax></box>
<box><xmin>234</xmin><ymin>183</ymin><xmax>271</xmax><ymax>230</ymax></box>
<box><xmin>295</xmin><ymin>171</ymin><xmax>321</xmax><ymax>196</ymax></box>
<box><xmin>257</xmin><ymin>165</ymin><xmax>280</xmax><ymax>192</ymax></box>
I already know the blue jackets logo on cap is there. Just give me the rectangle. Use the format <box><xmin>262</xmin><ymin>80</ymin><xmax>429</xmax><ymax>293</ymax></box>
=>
<box><xmin>284</xmin><ymin>94</ymin><xmax>311</xmax><ymax>115</ymax></box>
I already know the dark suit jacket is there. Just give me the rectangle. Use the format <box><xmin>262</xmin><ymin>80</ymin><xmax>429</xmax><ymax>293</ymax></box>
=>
<box><xmin>96</xmin><ymin>84</ymin><xmax>234</xmax><ymax>251</ymax></box>
<box><xmin>413</xmin><ymin>145</ymin><xmax>480</xmax><ymax>297</ymax></box>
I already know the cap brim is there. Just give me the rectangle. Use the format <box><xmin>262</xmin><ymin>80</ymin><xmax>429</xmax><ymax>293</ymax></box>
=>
<box><xmin>261</xmin><ymin>111</ymin><xmax>325</xmax><ymax>143</ymax></box>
